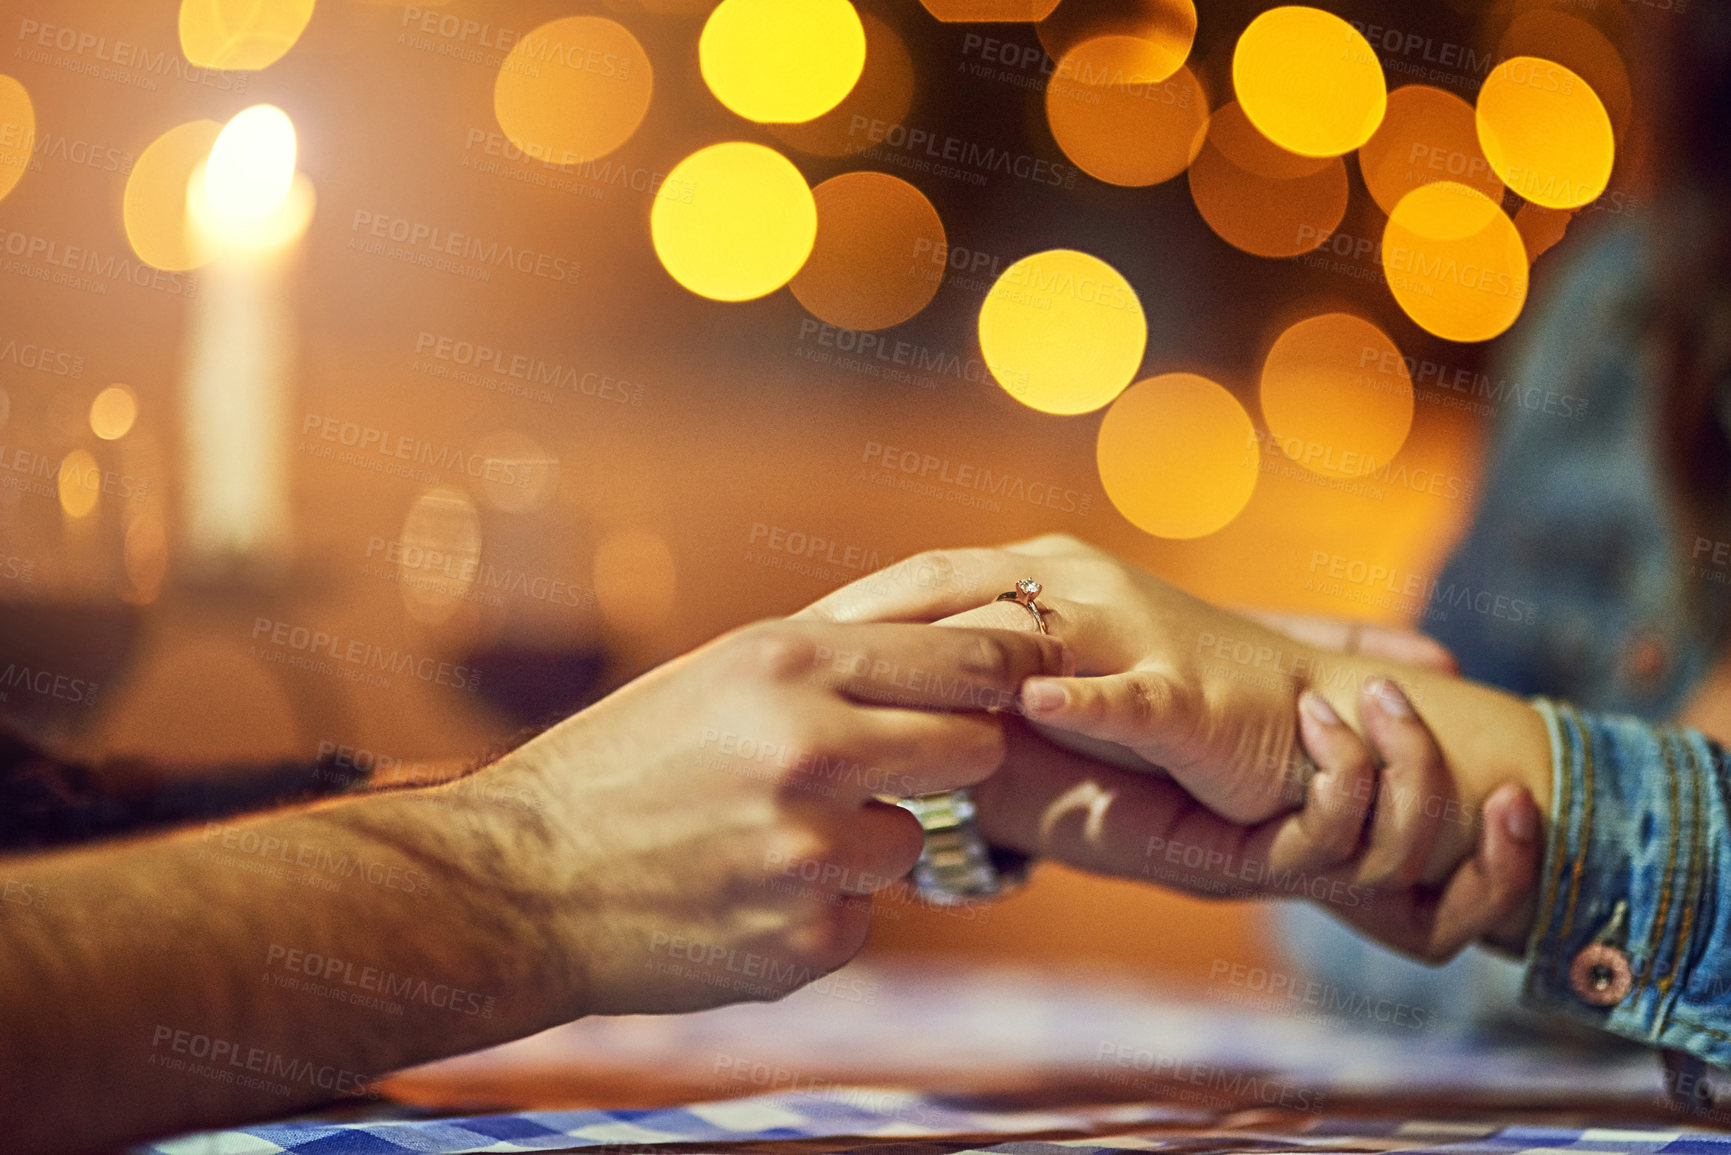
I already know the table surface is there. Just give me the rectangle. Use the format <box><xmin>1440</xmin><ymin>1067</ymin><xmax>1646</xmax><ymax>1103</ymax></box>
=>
<box><xmin>136</xmin><ymin>963</ymin><xmax>1730</xmax><ymax>1155</ymax></box>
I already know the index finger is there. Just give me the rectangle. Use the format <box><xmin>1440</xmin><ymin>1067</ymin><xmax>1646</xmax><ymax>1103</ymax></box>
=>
<box><xmin>793</xmin><ymin>548</ymin><xmax>1025</xmax><ymax>624</ymax></box>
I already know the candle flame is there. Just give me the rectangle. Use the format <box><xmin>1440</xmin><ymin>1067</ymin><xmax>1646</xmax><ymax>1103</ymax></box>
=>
<box><xmin>194</xmin><ymin>105</ymin><xmax>298</xmax><ymax>235</ymax></box>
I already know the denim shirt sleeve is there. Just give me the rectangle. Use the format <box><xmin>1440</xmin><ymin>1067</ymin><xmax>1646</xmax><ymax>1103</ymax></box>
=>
<box><xmin>1523</xmin><ymin>699</ymin><xmax>1731</xmax><ymax>1066</ymax></box>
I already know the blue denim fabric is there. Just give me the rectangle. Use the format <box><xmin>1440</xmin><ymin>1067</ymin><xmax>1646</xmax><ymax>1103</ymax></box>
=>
<box><xmin>1425</xmin><ymin>219</ymin><xmax>1726</xmax><ymax>718</ymax></box>
<box><xmin>1525</xmin><ymin>700</ymin><xmax>1731</xmax><ymax>1067</ymax></box>
<box><xmin>1281</xmin><ymin>216</ymin><xmax>1731</xmax><ymax>1058</ymax></box>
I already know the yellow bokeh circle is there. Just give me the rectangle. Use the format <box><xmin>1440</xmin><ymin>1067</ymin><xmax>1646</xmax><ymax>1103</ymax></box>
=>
<box><xmin>58</xmin><ymin>450</ymin><xmax>100</xmax><ymax>519</ymax></box>
<box><xmin>1259</xmin><ymin>314</ymin><xmax>1413</xmax><ymax>479</ymax></box>
<box><xmin>700</xmin><ymin>0</ymin><xmax>866</xmax><ymax>124</ymax></box>
<box><xmin>651</xmin><ymin>142</ymin><xmax>817</xmax><ymax>302</ymax></box>
<box><xmin>768</xmin><ymin>11</ymin><xmax>914</xmax><ymax>158</ymax></box>
<box><xmin>398</xmin><ymin>487</ymin><xmax>483</xmax><ymax>626</ymax></box>
<box><xmin>179</xmin><ymin>0</ymin><xmax>316</xmax><ymax>71</ymax></box>
<box><xmin>1233</xmin><ymin>6</ymin><xmax>1386</xmax><ymax>158</ymax></box>
<box><xmin>90</xmin><ymin>385</ymin><xmax>139</xmax><ymax>441</ymax></box>
<box><xmin>1358</xmin><ymin>85</ymin><xmax>1503</xmax><ymax>216</ymax></box>
<box><xmin>1382</xmin><ymin>182</ymin><xmax>1528</xmax><ymax>343</ymax></box>
<box><xmin>978</xmin><ymin>250</ymin><xmax>1146</xmax><ymax>415</ymax></box>
<box><xmin>1476</xmin><ymin>56</ymin><xmax>1614</xmax><ymax>210</ymax></box>
<box><xmin>0</xmin><ymin>75</ymin><xmax>34</xmax><ymax>204</ymax></box>
<box><xmin>1097</xmin><ymin>373</ymin><xmax>1259</xmax><ymax>539</ymax></box>
<box><xmin>494</xmin><ymin>17</ymin><xmax>654</xmax><ymax>165</ymax></box>
<box><xmin>1037</xmin><ymin>0</ymin><xmax>1198</xmax><ymax>85</ymax></box>
<box><xmin>790</xmin><ymin>172</ymin><xmax>946</xmax><ymax>331</ymax></box>
<box><xmin>125</xmin><ymin>120</ymin><xmax>225</xmax><ymax>271</ymax></box>
<box><xmin>1046</xmin><ymin>46</ymin><xmax>1209</xmax><ymax>188</ymax></box>
<box><xmin>1188</xmin><ymin>102</ymin><xmax>1349</xmax><ymax>260</ymax></box>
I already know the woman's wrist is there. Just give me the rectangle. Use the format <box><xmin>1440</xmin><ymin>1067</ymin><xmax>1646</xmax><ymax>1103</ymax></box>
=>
<box><xmin>1302</xmin><ymin>651</ymin><xmax>1553</xmax><ymax>879</ymax></box>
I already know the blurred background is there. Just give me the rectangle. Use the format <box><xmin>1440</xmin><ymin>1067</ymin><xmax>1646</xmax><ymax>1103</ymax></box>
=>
<box><xmin>0</xmin><ymin>0</ymin><xmax>1650</xmax><ymax>994</ymax></box>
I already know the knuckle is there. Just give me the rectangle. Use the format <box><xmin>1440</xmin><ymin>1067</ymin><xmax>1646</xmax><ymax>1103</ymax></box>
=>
<box><xmin>1122</xmin><ymin>675</ymin><xmax>1168</xmax><ymax>728</ymax></box>
<box><xmin>766</xmin><ymin>815</ymin><xmax>835</xmax><ymax>864</ymax></box>
<box><xmin>959</xmin><ymin>633</ymin><xmax>1014</xmax><ymax>682</ymax></box>
<box><xmin>906</xmin><ymin>549</ymin><xmax>959</xmax><ymax>589</ymax></box>
<box><xmin>734</xmin><ymin>623</ymin><xmax>817</xmax><ymax>680</ymax></box>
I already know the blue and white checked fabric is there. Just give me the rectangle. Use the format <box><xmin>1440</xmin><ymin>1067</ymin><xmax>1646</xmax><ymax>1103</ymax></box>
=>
<box><xmin>137</xmin><ymin>1089</ymin><xmax>1731</xmax><ymax>1155</ymax></box>
<box><xmin>137</xmin><ymin>1089</ymin><xmax>1197</xmax><ymax>1154</ymax></box>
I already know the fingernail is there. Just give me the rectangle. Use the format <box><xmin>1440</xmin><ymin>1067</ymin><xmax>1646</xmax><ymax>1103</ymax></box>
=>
<box><xmin>1368</xmin><ymin>677</ymin><xmax>1413</xmax><ymax>718</ymax></box>
<box><xmin>1502</xmin><ymin>795</ymin><xmax>1538</xmax><ymax>844</ymax></box>
<box><xmin>1299</xmin><ymin>690</ymin><xmax>1340</xmax><ymax>727</ymax></box>
<box><xmin>1021</xmin><ymin>679</ymin><xmax>1066</xmax><ymax>714</ymax></box>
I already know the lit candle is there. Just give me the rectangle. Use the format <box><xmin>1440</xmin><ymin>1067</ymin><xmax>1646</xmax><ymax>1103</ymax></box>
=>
<box><xmin>180</xmin><ymin>104</ymin><xmax>314</xmax><ymax>573</ymax></box>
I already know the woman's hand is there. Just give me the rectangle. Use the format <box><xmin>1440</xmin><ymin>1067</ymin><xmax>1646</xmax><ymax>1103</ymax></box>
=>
<box><xmin>799</xmin><ymin>534</ymin><xmax>1383</xmax><ymax>825</ymax></box>
<box><xmin>487</xmin><ymin>618</ymin><xmax>1069</xmax><ymax>1016</ymax></box>
<box><xmin>972</xmin><ymin>680</ymin><xmax>1542</xmax><ymax>963</ymax></box>
<box><xmin>799</xmin><ymin>534</ymin><xmax>1553</xmax><ymax>885</ymax></box>
<box><xmin>1298</xmin><ymin>683</ymin><xmax>1542</xmax><ymax>961</ymax></box>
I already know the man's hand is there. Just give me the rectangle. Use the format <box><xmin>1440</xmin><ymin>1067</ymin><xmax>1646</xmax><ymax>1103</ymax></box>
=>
<box><xmin>414</xmin><ymin>618</ymin><xmax>1070</xmax><ymax>1016</ymax></box>
<box><xmin>0</xmin><ymin>619</ymin><xmax>1067</xmax><ymax>1153</ymax></box>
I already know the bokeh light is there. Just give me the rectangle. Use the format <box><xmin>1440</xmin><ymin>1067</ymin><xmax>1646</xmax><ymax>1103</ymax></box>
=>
<box><xmin>1515</xmin><ymin>201</ymin><xmax>1573</xmax><ymax>264</ymax></box>
<box><xmin>1383</xmin><ymin>181</ymin><xmax>1528</xmax><ymax>343</ymax></box>
<box><xmin>595</xmin><ymin>529</ymin><xmax>677</xmax><ymax>635</ymax></box>
<box><xmin>769</xmin><ymin>12</ymin><xmax>914</xmax><ymax>158</ymax></box>
<box><xmin>1188</xmin><ymin>102</ymin><xmax>1348</xmax><ymax>258</ymax></box>
<box><xmin>918</xmin><ymin>0</ymin><xmax>1062</xmax><ymax>21</ymax></box>
<box><xmin>1207</xmin><ymin>100</ymin><xmax>1331</xmax><ymax>180</ymax></box>
<box><xmin>1097</xmin><ymin>373</ymin><xmax>1259</xmax><ymax>539</ymax></box>
<box><xmin>124</xmin><ymin>120</ymin><xmax>224</xmax><ymax>271</ymax></box>
<box><xmin>58</xmin><ymin>450</ymin><xmax>100</xmax><ymax>519</ymax></box>
<box><xmin>790</xmin><ymin>172</ymin><xmax>946</xmax><ymax>331</ymax></box>
<box><xmin>495</xmin><ymin>17</ymin><xmax>654</xmax><ymax>165</ymax></box>
<box><xmin>1046</xmin><ymin>47</ymin><xmax>1208</xmax><ymax>188</ymax></box>
<box><xmin>978</xmin><ymin>250</ymin><xmax>1146</xmax><ymax>415</ymax></box>
<box><xmin>651</xmin><ymin>142</ymin><xmax>817</xmax><ymax>302</ymax></box>
<box><xmin>1233</xmin><ymin>6</ymin><xmax>1386</xmax><ymax>158</ymax></box>
<box><xmin>473</xmin><ymin>432</ymin><xmax>560</xmax><ymax>514</ymax></box>
<box><xmin>179</xmin><ymin>0</ymin><xmax>316</xmax><ymax>71</ymax></box>
<box><xmin>1358</xmin><ymin>85</ymin><xmax>1503</xmax><ymax>216</ymax></box>
<box><xmin>90</xmin><ymin>386</ymin><xmax>138</xmax><ymax>441</ymax></box>
<box><xmin>1038</xmin><ymin>0</ymin><xmax>1197</xmax><ymax>84</ymax></box>
<box><xmin>398</xmin><ymin>487</ymin><xmax>483</xmax><ymax>626</ymax></box>
<box><xmin>700</xmin><ymin>0</ymin><xmax>865</xmax><ymax>124</ymax></box>
<box><xmin>1259</xmin><ymin>314</ymin><xmax>1413</xmax><ymax>480</ymax></box>
<box><xmin>1476</xmin><ymin>57</ymin><xmax>1614</xmax><ymax>210</ymax></box>
<box><xmin>1496</xmin><ymin>10</ymin><xmax>1631</xmax><ymax>138</ymax></box>
<box><xmin>124</xmin><ymin>513</ymin><xmax>169</xmax><ymax>603</ymax></box>
<box><xmin>0</xmin><ymin>75</ymin><xmax>34</xmax><ymax>204</ymax></box>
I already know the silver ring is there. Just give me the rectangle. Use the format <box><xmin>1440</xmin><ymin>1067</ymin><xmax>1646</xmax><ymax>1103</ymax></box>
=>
<box><xmin>994</xmin><ymin>577</ymin><xmax>1048</xmax><ymax>634</ymax></box>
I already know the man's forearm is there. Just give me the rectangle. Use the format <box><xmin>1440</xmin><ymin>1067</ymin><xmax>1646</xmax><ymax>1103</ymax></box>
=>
<box><xmin>0</xmin><ymin>764</ymin><xmax>575</xmax><ymax>1153</ymax></box>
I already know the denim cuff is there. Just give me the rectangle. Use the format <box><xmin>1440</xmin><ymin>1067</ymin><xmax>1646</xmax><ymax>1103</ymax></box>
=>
<box><xmin>1521</xmin><ymin>700</ymin><xmax>1731</xmax><ymax>1067</ymax></box>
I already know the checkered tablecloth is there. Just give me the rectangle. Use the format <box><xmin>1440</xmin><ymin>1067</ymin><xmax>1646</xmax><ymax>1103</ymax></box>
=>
<box><xmin>137</xmin><ymin>1089</ymin><xmax>1731</xmax><ymax>1155</ymax></box>
<box><xmin>138</xmin><ymin>1091</ymin><xmax>1197</xmax><ymax>1154</ymax></box>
